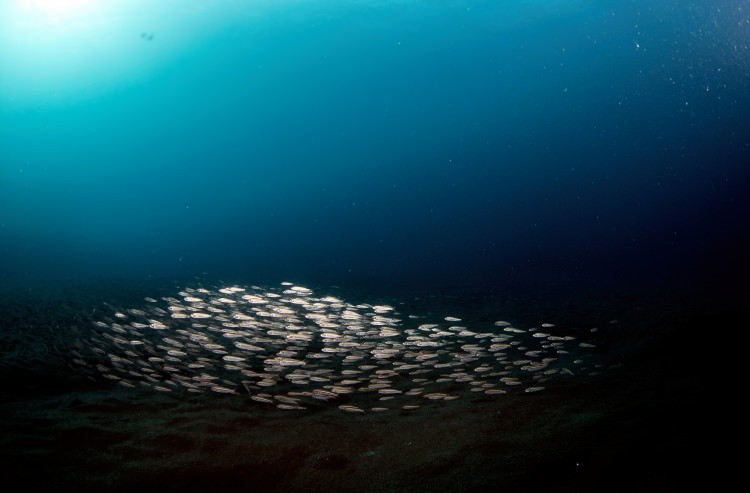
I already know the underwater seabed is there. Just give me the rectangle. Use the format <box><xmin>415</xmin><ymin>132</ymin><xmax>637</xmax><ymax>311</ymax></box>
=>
<box><xmin>0</xmin><ymin>278</ymin><xmax>716</xmax><ymax>492</ymax></box>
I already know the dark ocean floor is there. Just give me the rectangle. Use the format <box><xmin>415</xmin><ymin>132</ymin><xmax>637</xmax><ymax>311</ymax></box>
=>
<box><xmin>0</xmin><ymin>278</ymin><xmax>727</xmax><ymax>492</ymax></box>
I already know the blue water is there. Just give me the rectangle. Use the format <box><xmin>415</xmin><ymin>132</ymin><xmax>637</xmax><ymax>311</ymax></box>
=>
<box><xmin>1</xmin><ymin>0</ymin><xmax>748</xmax><ymax>298</ymax></box>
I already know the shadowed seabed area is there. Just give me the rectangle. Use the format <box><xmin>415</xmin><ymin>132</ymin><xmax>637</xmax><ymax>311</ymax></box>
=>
<box><xmin>0</xmin><ymin>277</ymin><xmax>725</xmax><ymax>492</ymax></box>
<box><xmin>0</xmin><ymin>0</ymin><xmax>746</xmax><ymax>491</ymax></box>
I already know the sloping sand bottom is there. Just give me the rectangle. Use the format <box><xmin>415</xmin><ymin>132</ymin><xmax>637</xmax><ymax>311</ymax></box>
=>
<box><xmin>0</xmin><ymin>369</ymin><xmax>706</xmax><ymax>493</ymax></box>
<box><xmin>0</xmin><ymin>280</ymin><xmax>718</xmax><ymax>492</ymax></box>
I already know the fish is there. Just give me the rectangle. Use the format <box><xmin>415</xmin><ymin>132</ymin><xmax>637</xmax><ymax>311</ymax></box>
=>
<box><xmin>71</xmin><ymin>282</ymin><xmax>613</xmax><ymax>413</ymax></box>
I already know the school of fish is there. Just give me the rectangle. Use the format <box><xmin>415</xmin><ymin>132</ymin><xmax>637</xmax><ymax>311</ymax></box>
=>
<box><xmin>70</xmin><ymin>282</ymin><xmax>611</xmax><ymax>413</ymax></box>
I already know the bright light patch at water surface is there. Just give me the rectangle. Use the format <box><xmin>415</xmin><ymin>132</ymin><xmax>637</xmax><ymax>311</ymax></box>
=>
<box><xmin>18</xmin><ymin>0</ymin><xmax>96</xmax><ymax>16</ymax></box>
<box><xmin>0</xmin><ymin>0</ymin><xmax>137</xmax><ymax>104</ymax></box>
<box><xmin>0</xmin><ymin>0</ymin><xmax>238</xmax><ymax>106</ymax></box>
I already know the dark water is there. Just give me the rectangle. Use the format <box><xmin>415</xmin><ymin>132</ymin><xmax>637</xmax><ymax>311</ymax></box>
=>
<box><xmin>0</xmin><ymin>1</ymin><xmax>745</xmax><ymax>491</ymax></box>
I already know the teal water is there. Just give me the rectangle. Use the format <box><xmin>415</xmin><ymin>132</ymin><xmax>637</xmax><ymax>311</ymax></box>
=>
<box><xmin>2</xmin><ymin>0</ymin><xmax>748</xmax><ymax>296</ymax></box>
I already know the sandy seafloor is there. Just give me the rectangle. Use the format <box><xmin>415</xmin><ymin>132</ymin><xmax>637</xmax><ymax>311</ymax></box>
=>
<box><xmin>0</xmin><ymin>278</ymin><xmax>724</xmax><ymax>492</ymax></box>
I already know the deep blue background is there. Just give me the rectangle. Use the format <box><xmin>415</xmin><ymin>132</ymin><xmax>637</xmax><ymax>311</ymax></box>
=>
<box><xmin>2</xmin><ymin>0</ymin><xmax>749</xmax><ymax>299</ymax></box>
